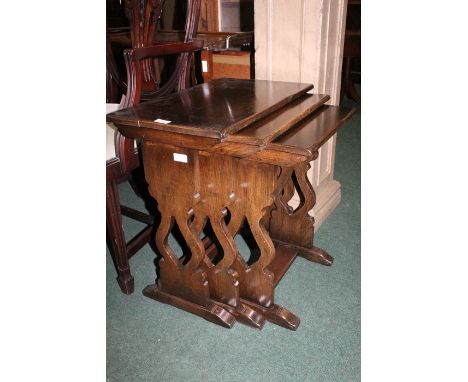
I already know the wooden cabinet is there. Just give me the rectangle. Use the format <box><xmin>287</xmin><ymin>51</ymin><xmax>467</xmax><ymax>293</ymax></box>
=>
<box><xmin>199</xmin><ymin>32</ymin><xmax>253</xmax><ymax>82</ymax></box>
<box><xmin>198</xmin><ymin>0</ymin><xmax>254</xmax><ymax>81</ymax></box>
<box><xmin>199</xmin><ymin>0</ymin><xmax>254</xmax><ymax>33</ymax></box>
<box><xmin>156</xmin><ymin>29</ymin><xmax>254</xmax><ymax>82</ymax></box>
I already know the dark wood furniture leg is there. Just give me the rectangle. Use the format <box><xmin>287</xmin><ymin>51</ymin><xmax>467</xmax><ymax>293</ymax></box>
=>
<box><xmin>141</xmin><ymin>143</ymin><xmax>238</xmax><ymax>328</ymax></box>
<box><xmin>341</xmin><ymin>57</ymin><xmax>361</xmax><ymax>104</ymax></box>
<box><xmin>106</xmin><ymin>178</ymin><xmax>135</xmax><ymax>294</ymax></box>
<box><xmin>269</xmin><ymin>161</ymin><xmax>333</xmax><ymax>269</ymax></box>
<box><xmin>225</xmin><ymin>159</ymin><xmax>300</xmax><ymax>330</ymax></box>
<box><xmin>192</xmin><ymin>153</ymin><xmax>266</xmax><ymax>329</ymax></box>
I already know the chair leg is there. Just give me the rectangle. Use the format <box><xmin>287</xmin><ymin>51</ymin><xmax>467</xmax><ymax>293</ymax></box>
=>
<box><xmin>342</xmin><ymin>57</ymin><xmax>361</xmax><ymax>104</ymax></box>
<box><xmin>340</xmin><ymin>57</ymin><xmax>351</xmax><ymax>104</ymax></box>
<box><xmin>106</xmin><ymin>179</ymin><xmax>135</xmax><ymax>294</ymax></box>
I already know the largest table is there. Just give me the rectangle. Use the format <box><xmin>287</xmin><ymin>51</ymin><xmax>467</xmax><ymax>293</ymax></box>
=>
<box><xmin>107</xmin><ymin>78</ymin><xmax>355</xmax><ymax>330</ymax></box>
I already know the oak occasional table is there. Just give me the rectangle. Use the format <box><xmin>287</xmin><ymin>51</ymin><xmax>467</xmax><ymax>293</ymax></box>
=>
<box><xmin>107</xmin><ymin>78</ymin><xmax>355</xmax><ymax>330</ymax></box>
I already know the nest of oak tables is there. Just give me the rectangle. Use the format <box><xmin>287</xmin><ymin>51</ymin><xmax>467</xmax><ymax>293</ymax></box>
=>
<box><xmin>107</xmin><ymin>79</ymin><xmax>355</xmax><ymax>330</ymax></box>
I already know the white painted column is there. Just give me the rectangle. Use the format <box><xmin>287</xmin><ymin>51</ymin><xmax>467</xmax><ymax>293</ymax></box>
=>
<box><xmin>255</xmin><ymin>0</ymin><xmax>348</xmax><ymax>230</ymax></box>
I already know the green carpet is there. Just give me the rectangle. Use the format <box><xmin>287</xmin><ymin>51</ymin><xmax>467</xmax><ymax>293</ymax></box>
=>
<box><xmin>107</xmin><ymin>97</ymin><xmax>360</xmax><ymax>382</ymax></box>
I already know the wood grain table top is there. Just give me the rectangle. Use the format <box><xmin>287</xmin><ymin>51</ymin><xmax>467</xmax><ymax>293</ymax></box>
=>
<box><xmin>107</xmin><ymin>78</ymin><xmax>355</xmax><ymax>166</ymax></box>
<box><xmin>106</xmin><ymin>78</ymin><xmax>314</xmax><ymax>138</ymax></box>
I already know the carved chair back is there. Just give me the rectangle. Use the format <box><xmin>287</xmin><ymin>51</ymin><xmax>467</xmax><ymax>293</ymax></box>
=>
<box><xmin>106</xmin><ymin>0</ymin><xmax>201</xmax><ymax>103</ymax></box>
<box><xmin>115</xmin><ymin>0</ymin><xmax>202</xmax><ymax>171</ymax></box>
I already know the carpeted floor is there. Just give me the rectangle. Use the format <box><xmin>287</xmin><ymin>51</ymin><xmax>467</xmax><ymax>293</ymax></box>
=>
<box><xmin>106</xmin><ymin>96</ymin><xmax>360</xmax><ymax>382</ymax></box>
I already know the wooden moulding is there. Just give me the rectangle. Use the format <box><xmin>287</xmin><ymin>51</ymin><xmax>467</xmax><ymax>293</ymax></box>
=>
<box><xmin>114</xmin><ymin>124</ymin><xmax>219</xmax><ymax>151</ymax></box>
<box><xmin>227</xmin><ymin>93</ymin><xmax>330</xmax><ymax>144</ymax></box>
<box><xmin>207</xmin><ymin>102</ymin><xmax>356</xmax><ymax>167</ymax></box>
<box><xmin>269</xmin><ymin>106</ymin><xmax>355</xmax><ymax>154</ymax></box>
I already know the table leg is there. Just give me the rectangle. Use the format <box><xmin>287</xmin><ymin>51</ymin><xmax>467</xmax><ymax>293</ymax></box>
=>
<box><xmin>141</xmin><ymin>143</ymin><xmax>236</xmax><ymax>328</ymax></box>
<box><xmin>226</xmin><ymin>160</ymin><xmax>300</xmax><ymax>330</ymax></box>
<box><xmin>341</xmin><ymin>57</ymin><xmax>361</xmax><ymax>104</ymax></box>
<box><xmin>270</xmin><ymin>163</ymin><xmax>334</xmax><ymax>266</ymax></box>
<box><xmin>193</xmin><ymin>214</ymin><xmax>265</xmax><ymax>330</ymax></box>
<box><xmin>192</xmin><ymin>153</ymin><xmax>265</xmax><ymax>329</ymax></box>
<box><xmin>142</xmin><ymin>143</ymin><xmax>301</xmax><ymax>330</ymax></box>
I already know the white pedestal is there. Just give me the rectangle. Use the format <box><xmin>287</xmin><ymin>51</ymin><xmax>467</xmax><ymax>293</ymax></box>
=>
<box><xmin>254</xmin><ymin>0</ymin><xmax>348</xmax><ymax>230</ymax></box>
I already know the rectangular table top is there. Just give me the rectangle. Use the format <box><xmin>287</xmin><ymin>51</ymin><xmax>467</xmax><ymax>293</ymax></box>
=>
<box><xmin>107</xmin><ymin>79</ymin><xmax>355</xmax><ymax>166</ymax></box>
<box><xmin>106</xmin><ymin>78</ymin><xmax>313</xmax><ymax>139</ymax></box>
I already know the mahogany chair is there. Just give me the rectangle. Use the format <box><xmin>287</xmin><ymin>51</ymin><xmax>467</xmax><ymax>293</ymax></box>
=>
<box><xmin>106</xmin><ymin>0</ymin><xmax>202</xmax><ymax>294</ymax></box>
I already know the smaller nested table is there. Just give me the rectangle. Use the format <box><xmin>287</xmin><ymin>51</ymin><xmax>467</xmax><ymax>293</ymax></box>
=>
<box><xmin>107</xmin><ymin>79</ymin><xmax>355</xmax><ymax>330</ymax></box>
